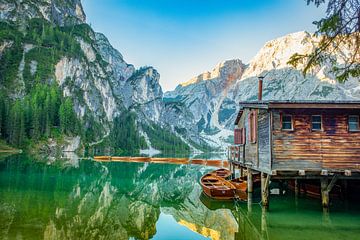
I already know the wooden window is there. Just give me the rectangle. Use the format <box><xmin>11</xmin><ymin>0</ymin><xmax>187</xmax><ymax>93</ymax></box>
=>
<box><xmin>249</xmin><ymin>110</ymin><xmax>257</xmax><ymax>143</ymax></box>
<box><xmin>234</xmin><ymin>128</ymin><xmax>241</xmax><ymax>144</ymax></box>
<box><xmin>349</xmin><ymin>115</ymin><xmax>360</xmax><ymax>131</ymax></box>
<box><xmin>282</xmin><ymin>114</ymin><xmax>293</xmax><ymax>130</ymax></box>
<box><xmin>311</xmin><ymin>115</ymin><xmax>322</xmax><ymax>131</ymax></box>
<box><xmin>234</xmin><ymin>128</ymin><xmax>246</xmax><ymax>144</ymax></box>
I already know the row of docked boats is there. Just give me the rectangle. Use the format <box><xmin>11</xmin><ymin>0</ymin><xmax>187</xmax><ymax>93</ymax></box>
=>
<box><xmin>200</xmin><ymin>168</ymin><xmax>260</xmax><ymax>200</ymax></box>
<box><xmin>93</xmin><ymin>156</ymin><xmax>226</xmax><ymax>167</ymax></box>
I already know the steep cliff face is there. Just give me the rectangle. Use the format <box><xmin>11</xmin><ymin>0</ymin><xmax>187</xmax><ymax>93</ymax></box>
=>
<box><xmin>0</xmin><ymin>0</ymin><xmax>86</xmax><ymax>26</ymax></box>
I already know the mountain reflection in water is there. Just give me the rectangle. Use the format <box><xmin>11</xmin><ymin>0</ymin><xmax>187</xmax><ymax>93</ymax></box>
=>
<box><xmin>0</xmin><ymin>154</ymin><xmax>360</xmax><ymax>240</ymax></box>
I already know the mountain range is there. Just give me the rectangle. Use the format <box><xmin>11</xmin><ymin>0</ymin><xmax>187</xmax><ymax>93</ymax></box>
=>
<box><xmin>0</xmin><ymin>0</ymin><xmax>359</xmax><ymax>155</ymax></box>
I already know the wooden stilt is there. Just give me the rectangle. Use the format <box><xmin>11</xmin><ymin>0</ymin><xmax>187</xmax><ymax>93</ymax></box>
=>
<box><xmin>247</xmin><ymin>168</ymin><xmax>253</xmax><ymax>193</ymax></box>
<box><xmin>342</xmin><ymin>179</ymin><xmax>348</xmax><ymax>199</ymax></box>
<box><xmin>261</xmin><ymin>206</ymin><xmax>268</xmax><ymax>239</ymax></box>
<box><xmin>247</xmin><ymin>192</ymin><xmax>253</xmax><ymax>215</ymax></box>
<box><xmin>261</xmin><ymin>172</ymin><xmax>270</xmax><ymax>209</ymax></box>
<box><xmin>321</xmin><ymin>175</ymin><xmax>339</xmax><ymax>209</ymax></box>
<box><xmin>321</xmin><ymin>178</ymin><xmax>329</xmax><ymax>208</ymax></box>
<box><xmin>294</xmin><ymin>179</ymin><xmax>299</xmax><ymax>194</ymax></box>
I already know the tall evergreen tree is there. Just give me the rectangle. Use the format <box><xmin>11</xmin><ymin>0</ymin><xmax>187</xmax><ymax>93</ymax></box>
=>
<box><xmin>59</xmin><ymin>98</ymin><xmax>76</xmax><ymax>135</ymax></box>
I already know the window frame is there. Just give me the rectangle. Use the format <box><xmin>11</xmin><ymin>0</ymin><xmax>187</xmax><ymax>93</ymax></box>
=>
<box><xmin>348</xmin><ymin>115</ymin><xmax>360</xmax><ymax>132</ymax></box>
<box><xmin>281</xmin><ymin>114</ymin><xmax>293</xmax><ymax>131</ymax></box>
<box><xmin>311</xmin><ymin>115</ymin><xmax>323</xmax><ymax>131</ymax></box>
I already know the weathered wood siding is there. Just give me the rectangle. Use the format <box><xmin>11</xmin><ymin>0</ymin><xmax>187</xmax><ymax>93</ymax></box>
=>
<box><xmin>258</xmin><ymin>109</ymin><xmax>271</xmax><ymax>172</ymax></box>
<box><xmin>272</xmin><ymin>109</ymin><xmax>360</xmax><ymax>171</ymax></box>
<box><xmin>235</xmin><ymin>109</ymin><xmax>271</xmax><ymax>173</ymax></box>
<box><xmin>243</xmin><ymin>109</ymin><xmax>257</xmax><ymax>167</ymax></box>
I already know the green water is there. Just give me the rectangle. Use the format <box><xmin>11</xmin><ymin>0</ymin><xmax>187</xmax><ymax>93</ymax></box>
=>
<box><xmin>0</xmin><ymin>154</ymin><xmax>360</xmax><ymax>240</ymax></box>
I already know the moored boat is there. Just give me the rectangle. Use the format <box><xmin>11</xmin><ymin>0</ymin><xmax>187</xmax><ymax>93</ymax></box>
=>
<box><xmin>230</xmin><ymin>178</ymin><xmax>247</xmax><ymax>192</ymax></box>
<box><xmin>209</xmin><ymin>168</ymin><xmax>232</xmax><ymax>179</ymax></box>
<box><xmin>200</xmin><ymin>174</ymin><xmax>237</xmax><ymax>200</ymax></box>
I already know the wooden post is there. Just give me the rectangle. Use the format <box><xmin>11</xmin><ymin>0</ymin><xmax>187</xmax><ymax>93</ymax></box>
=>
<box><xmin>247</xmin><ymin>168</ymin><xmax>253</xmax><ymax>193</ymax></box>
<box><xmin>321</xmin><ymin>175</ymin><xmax>339</xmax><ymax>209</ymax></box>
<box><xmin>294</xmin><ymin>179</ymin><xmax>299</xmax><ymax>196</ymax></box>
<box><xmin>247</xmin><ymin>192</ymin><xmax>253</xmax><ymax>214</ymax></box>
<box><xmin>261</xmin><ymin>206</ymin><xmax>268</xmax><ymax>239</ymax></box>
<box><xmin>261</xmin><ymin>172</ymin><xmax>270</xmax><ymax>209</ymax></box>
<box><xmin>321</xmin><ymin>178</ymin><xmax>329</xmax><ymax>208</ymax></box>
<box><xmin>342</xmin><ymin>179</ymin><xmax>348</xmax><ymax>199</ymax></box>
<box><xmin>240</xmin><ymin>167</ymin><xmax>243</xmax><ymax>178</ymax></box>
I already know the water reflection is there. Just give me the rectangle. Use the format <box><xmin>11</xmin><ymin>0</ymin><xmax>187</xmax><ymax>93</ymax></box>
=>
<box><xmin>1</xmin><ymin>154</ymin><xmax>360</xmax><ymax>240</ymax></box>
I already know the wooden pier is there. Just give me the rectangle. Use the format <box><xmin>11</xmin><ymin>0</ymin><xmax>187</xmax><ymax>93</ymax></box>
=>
<box><xmin>93</xmin><ymin>156</ymin><xmax>229</xmax><ymax>168</ymax></box>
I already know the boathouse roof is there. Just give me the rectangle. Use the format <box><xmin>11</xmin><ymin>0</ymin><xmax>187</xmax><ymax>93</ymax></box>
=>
<box><xmin>238</xmin><ymin>100</ymin><xmax>360</xmax><ymax>109</ymax></box>
<box><xmin>234</xmin><ymin>100</ymin><xmax>360</xmax><ymax>125</ymax></box>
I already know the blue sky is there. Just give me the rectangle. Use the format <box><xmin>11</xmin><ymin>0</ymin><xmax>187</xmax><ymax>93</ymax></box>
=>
<box><xmin>83</xmin><ymin>0</ymin><xmax>326</xmax><ymax>91</ymax></box>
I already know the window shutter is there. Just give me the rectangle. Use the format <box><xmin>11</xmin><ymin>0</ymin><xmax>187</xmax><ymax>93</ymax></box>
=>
<box><xmin>253</xmin><ymin>110</ymin><xmax>257</xmax><ymax>142</ymax></box>
<box><xmin>234</xmin><ymin>128</ymin><xmax>241</xmax><ymax>144</ymax></box>
<box><xmin>249</xmin><ymin>112</ymin><xmax>253</xmax><ymax>143</ymax></box>
<box><xmin>249</xmin><ymin>110</ymin><xmax>257</xmax><ymax>143</ymax></box>
<box><xmin>242</xmin><ymin>127</ymin><xmax>246</xmax><ymax>144</ymax></box>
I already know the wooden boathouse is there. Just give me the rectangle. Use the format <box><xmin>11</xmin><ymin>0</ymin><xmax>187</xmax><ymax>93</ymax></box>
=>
<box><xmin>228</xmin><ymin>78</ymin><xmax>360</xmax><ymax>208</ymax></box>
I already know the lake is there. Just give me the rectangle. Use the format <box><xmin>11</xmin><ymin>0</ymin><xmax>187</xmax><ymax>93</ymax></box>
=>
<box><xmin>1</xmin><ymin>154</ymin><xmax>360</xmax><ymax>240</ymax></box>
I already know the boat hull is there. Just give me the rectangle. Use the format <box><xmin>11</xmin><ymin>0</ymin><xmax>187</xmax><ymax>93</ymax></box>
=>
<box><xmin>200</xmin><ymin>174</ymin><xmax>236</xmax><ymax>200</ymax></box>
<box><xmin>209</xmin><ymin>168</ymin><xmax>232</xmax><ymax>179</ymax></box>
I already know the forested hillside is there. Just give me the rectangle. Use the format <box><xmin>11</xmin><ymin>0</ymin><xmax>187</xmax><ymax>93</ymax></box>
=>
<box><xmin>0</xmin><ymin>1</ymin><xmax>192</xmax><ymax>155</ymax></box>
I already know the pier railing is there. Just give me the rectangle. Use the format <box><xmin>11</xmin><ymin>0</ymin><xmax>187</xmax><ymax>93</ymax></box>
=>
<box><xmin>228</xmin><ymin>144</ymin><xmax>245</xmax><ymax>163</ymax></box>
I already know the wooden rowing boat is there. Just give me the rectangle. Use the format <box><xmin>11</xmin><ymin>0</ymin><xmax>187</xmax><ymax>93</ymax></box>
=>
<box><xmin>209</xmin><ymin>168</ymin><xmax>232</xmax><ymax>179</ymax></box>
<box><xmin>200</xmin><ymin>174</ymin><xmax>237</xmax><ymax>200</ymax></box>
<box><xmin>230</xmin><ymin>178</ymin><xmax>247</xmax><ymax>192</ymax></box>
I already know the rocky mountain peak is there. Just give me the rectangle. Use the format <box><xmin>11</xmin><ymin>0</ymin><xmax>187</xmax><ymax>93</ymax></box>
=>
<box><xmin>0</xmin><ymin>0</ymin><xmax>86</xmax><ymax>26</ymax></box>
<box><xmin>180</xmin><ymin>59</ymin><xmax>245</xmax><ymax>87</ymax></box>
<box><xmin>242</xmin><ymin>31</ymin><xmax>317</xmax><ymax>79</ymax></box>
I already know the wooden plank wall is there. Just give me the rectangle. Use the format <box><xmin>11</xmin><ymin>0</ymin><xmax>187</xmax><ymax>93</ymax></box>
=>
<box><xmin>272</xmin><ymin>109</ymin><xmax>360</xmax><ymax>171</ymax></box>
<box><xmin>236</xmin><ymin>109</ymin><xmax>271</xmax><ymax>173</ymax></box>
<box><xmin>258</xmin><ymin>109</ymin><xmax>271</xmax><ymax>172</ymax></box>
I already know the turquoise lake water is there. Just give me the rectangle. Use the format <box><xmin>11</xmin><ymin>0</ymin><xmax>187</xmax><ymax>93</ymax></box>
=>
<box><xmin>0</xmin><ymin>154</ymin><xmax>360</xmax><ymax>240</ymax></box>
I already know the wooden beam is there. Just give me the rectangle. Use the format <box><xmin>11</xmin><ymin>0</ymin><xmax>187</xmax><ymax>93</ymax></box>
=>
<box><xmin>269</xmin><ymin>103</ymin><xmax>360</xmax><ymax>109</ymax></box>
<box><xmin>321</xmin><ymin>170</ymin><xmax>328</xmax><ymax>176</ymax></box>
<box><xmin>326</xmin><ymin>174</ymin><xmax>339</xmax><ymax>192</ymax></box>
